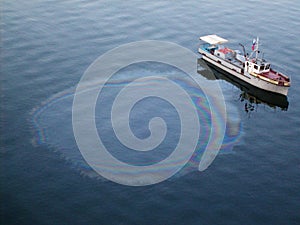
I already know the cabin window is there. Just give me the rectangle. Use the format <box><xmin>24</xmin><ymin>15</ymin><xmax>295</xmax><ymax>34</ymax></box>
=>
<box><xmin>254</xmin><ymin>65</ymin><xmax>258</xmax><ymax>70</ymax></box>
<box><xmin>260</xmin><ymin>65</ymin><xmax>264</xmax><ymax>70</ymax></box>
<box><xmin>246</xmin><ymin>62</ymin><xmax>249</xmax><ymax>66</ymax></box>
<box><xmin>266</xmin><ymin>64</ymin><xmax>270</xmax><ymax>70</ymax></box>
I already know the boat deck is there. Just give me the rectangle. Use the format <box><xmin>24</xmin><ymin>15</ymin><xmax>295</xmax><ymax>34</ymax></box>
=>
<box><xmin>199</xmin><ymin>44</ymin><xmax>243</xmax><ymax>68</ymax></box>
<box><xmin>260</xmin><ymin>69</ymin><xmax>290</xmax><ymax>82</ymax></box>
<box><xmin>226</xmin><ymin>57</ymin><xmax>243</xmax><ymax>68</ymax></box>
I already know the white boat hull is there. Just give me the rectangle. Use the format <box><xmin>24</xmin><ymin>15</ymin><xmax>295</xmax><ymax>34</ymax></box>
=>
<box><xmin>199</xmin><ymin>50</ymin><xmax>289</xmax><ymax>96</ymax></box>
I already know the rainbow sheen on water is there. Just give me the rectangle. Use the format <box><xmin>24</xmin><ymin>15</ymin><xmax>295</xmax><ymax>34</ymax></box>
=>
<box><xmin>31</xmin><ymin>63</ymin><xmax>242</xmax><ymax>179</ymax></box>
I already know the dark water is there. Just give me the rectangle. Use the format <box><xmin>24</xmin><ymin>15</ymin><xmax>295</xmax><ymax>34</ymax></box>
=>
<box><xmin>1</xmin><ymin>0</ymin><xmax>300</xmax><ymax>224</ymax></box>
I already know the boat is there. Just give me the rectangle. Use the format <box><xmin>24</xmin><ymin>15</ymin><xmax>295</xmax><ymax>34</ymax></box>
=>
<box><xmin>198</xmin><ymin>34</ymin><xmax>291</xmax><ymax>96</ymax></box>
<box><xmin>197</xmin><ymin>58</ymin><xmax>289</xmax><ymax>111</ymax></box>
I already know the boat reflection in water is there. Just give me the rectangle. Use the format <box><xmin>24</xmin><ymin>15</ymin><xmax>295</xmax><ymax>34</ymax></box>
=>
<box><xmin>197</xmin><ymin>58</ymin><xmax>289</xmax><ymax>112</ymax></box>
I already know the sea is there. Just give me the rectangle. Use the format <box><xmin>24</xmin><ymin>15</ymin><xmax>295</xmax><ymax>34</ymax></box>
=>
<box><xmin>1</xmin><ymin>0</ymin><xmax>300</xmax><ymax>224</ymax></box>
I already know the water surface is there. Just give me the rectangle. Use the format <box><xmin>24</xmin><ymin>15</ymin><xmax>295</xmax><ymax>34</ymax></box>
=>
<box><xmin>1</xmin><ymin>0</ymin><xmax>300</xmax><ymax>224</ymax></box>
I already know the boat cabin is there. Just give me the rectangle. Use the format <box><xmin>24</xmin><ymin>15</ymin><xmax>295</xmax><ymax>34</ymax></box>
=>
<box><xmin>245</xmin><ymin>60</ymin><xmax>271</xmax><ymax>74</ymax></box>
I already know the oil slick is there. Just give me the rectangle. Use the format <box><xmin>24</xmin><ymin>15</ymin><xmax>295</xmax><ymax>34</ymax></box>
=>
<box><xmin>31</xmin><ymin>63</ymin><xmax>243</xmax><ymax>181</ymax></box>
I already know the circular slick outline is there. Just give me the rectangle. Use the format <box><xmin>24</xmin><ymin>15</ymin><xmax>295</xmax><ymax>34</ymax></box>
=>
<box><xmin>72</xmin><ymin>40</ymin><xmax>226</xmax><ymax>186</ymax></box>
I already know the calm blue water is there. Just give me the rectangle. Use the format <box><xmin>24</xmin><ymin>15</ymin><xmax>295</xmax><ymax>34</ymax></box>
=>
<box><xmin>1</xmin><ymin>0</ymin><xmax>300</xmax><ymax>224</ymax></box>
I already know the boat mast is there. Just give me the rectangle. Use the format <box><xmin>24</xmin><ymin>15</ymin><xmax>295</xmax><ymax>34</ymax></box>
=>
<box><xmin>249</xmin><ymin>37</ymin><xmax>259</xmax><ymax>61</ymax></box>
<box><xmin>255</xmin><ymin>37</ymin><xmax>259</xmax><ymax>61</ymax></box>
